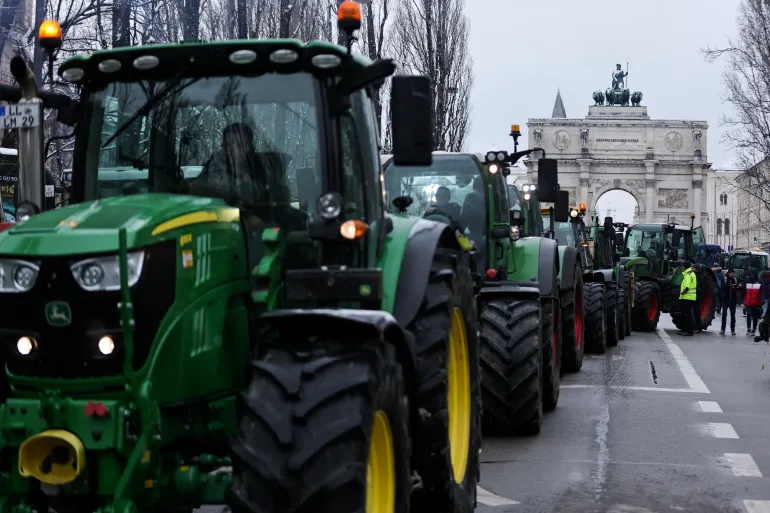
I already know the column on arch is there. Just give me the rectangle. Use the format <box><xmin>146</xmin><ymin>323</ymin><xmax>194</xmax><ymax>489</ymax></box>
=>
<box><xmin>644</xmin><ymin>160</ymin><xmax>657</xmax><ymax>223</ymax></box>
<box><xmin>692</xmin><ymin>164</ymin><xmax>703</xmax><ymax>228</ymax></box>
<box><xmin>578</xmin><ymin>158</ymin><xmax>591</xmax><ymax>205</ymax></box>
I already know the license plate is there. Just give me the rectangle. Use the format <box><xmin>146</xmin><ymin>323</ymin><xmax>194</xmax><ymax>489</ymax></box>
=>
<box><xmin>0</xmin><ymin>104</ymin><xmax>39</xmax><ymax>129</ymax></box>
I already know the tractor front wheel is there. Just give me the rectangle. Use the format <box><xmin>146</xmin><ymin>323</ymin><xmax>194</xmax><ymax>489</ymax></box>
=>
<box><xmin>584</xmin><ymin>282</ymin><xmax>607</xmax><ymax>354</ymax></box>
<box><xmin>542</xmin><ymin>299</ymin><xmax>560</xmax><ymax>412</ymax></box>
<box><xmin>479</xmin><ymin>299</ymin><xmax>543</xmax><ymax>435</ymax></box>
<box><xmin>407</xmin><ymin>251</ymin><xmax>480</xmax><ymax>512</ymax></box>
<box><xmin>697</xmin><ymin>273</ymin><xmax>717</xmax><ymax>330</ymax></box>
<box><xmin>561</xmin><ymin>270</ymin><xmax>585</xmax><ymax>374</ymax></box>
<box><xmin>228</xmin><ymin>346</ymin><xmax>411</xmax><ymax>513</ymax></box>
<box><xmin>632</xmin><ymin>281</ymin><xmax>661</xmax><ymax>331</ymax></box>
<box><xmin>605</xmin><ymin>283</ymin><xmax>620</xmax><ymax>347</ymax></box>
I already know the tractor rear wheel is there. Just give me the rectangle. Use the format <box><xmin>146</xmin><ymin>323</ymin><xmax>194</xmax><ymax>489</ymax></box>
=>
<box><xmin>407</xmin><ymin>250</ymin><xmax>480</xmax><ymax>512</ymax></box>
<box><xmin>696</xmin><ymin>273</ymin><xmax>717</xmax><ymax>330</ymax></box>
<box><xmin>561</xmin><ymin>271</ymin><xmax>585</xmax><ymax>373</ymax></box>
<box><xmin>542</xmin><ymin>300</ymin><xmax>560</xmax><ymax>412</ymax></box>
<box><xmin>623</xmin><ymin>272</ymin><xmax>632</xmax><ymax>337</ymax></box>
<box><xmin>228</xmin><ymin>345</ymin><xmax>411</xmax><ymax>513</ymax></box>
<box><xmin>632</xmin><ymin>280</ymin><xmax>661</xmax><ymax>331</ymax></box>
<box><xmin>584</xmin><ymin>282</ymin><xmax>607</xmax><ymax>354</ymax></box>
<box><xmin>605</xmin><ymin>283</ymin><xmax>620</xmax><ymax>347</ymax></box>
<box><xmin>479</xmin><ymin>299</ymin><xmax>543</xmax><ymax>435</ymax></box>
<box><xmin>618</xmin><ymin>288</ymin><xmax>627</xmax><ymax>341</ymax></box>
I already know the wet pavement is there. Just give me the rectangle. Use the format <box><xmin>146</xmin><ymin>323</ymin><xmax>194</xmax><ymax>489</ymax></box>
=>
<box><xmin>476</xmin><ymin>314</ymin><xmax>770</xmax><ymax>513</ymax></box>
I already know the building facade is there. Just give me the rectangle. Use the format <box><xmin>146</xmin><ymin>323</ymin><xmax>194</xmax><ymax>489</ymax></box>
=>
<box><xmin>734</xmin><ymin>161</ymin><xmax>770</xmax><ymax>251</ymax></box>
<box><xmin>704</xmin><ymin>168</ymin><xmax>740</xmax><ymax>249</ymax></box>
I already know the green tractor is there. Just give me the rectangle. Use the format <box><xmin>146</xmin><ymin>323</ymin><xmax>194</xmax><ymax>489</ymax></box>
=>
<box><xmin>383</xmin><ymin>150</ymin><xmax>570</xmax><ymax>435</ymax></box>
<box><xmin>621</xmin><ymin>217</ymin><xmax>718</xmax><ymax>332</ymax></box>
<box><xmin>0</xmin><ymin>9</ymin><xmax>483</xmax><ymax>513</ymax></box>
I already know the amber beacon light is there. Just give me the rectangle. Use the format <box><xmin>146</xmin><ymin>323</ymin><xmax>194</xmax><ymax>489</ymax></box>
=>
<box><xmin>338</xmin><ymin>1</ymin><xmax>362</xmax><ymax>32</ymax></box>
<box><xmin>38</xmin><ymin>20</ymin><xmax>62</xmax><ymax>52</ymax></box>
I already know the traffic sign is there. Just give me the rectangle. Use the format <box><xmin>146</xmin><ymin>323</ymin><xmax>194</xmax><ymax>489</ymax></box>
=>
<box><xmin>0</xmin><ymin>104</ymin><xmax>39</xmax><ymax>129</ymax></box>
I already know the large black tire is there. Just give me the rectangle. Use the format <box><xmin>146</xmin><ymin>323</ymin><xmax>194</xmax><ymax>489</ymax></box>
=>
<box><xmin>584</xmin><ymin>282</ymin><xmax>607</xmax><ymax>354</ymax></box>
<box><xmin>407</xmin><ymin>250</ymin><xmax>481</xmax><ymax>511</ymax></box>
<box><xmin>632</xmin><ymin>280</ymin><xmax>661</xmax><ymax>331</ymax></box>
<box><xmin>618</xmin><ymin>287</ymin><xmax>627</xmax><ymax>341</ymax></box>
<box><xmin>623</xmin><ymin>272</ymin><xmax>632</xmax><ymax>337</ymax></box>
<box><xmin>561</xmin><ymin>270</ymin><xmax>585</xmax><ymax>374</ymax></box>
<box><xmin>479</xmin><ymin>299</ymin><xmax>543</xmax><ymax>436</ymax></box>
<box><xmin>542</xmin><ymin>299</ymin><xmax>560</xmax><ymax>412</ymax></box>
<box><xmin>696</xmin><ymin>272</ymin><xmax>717</xmax><ymax>330</ymax></box>
<box><xmin>605</xmin><ymin>282</ymin><xmax>620</xmax><ymax>347</ymax></box>
<box><xmin>228</xmin><ymin>345</ymin><xmax>411</xmax><ymax>513</ymax></box>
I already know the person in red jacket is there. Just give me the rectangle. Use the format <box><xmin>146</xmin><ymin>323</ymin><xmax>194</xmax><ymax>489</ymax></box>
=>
<box><xmin>744</xmin><ymin>270</ymin><xmax>762</xmax><ymax>336</ymax></box>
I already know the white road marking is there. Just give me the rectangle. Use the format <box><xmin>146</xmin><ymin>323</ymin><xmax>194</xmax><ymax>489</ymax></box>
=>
<box><xmin>657</xmin><ymin>328</ymin><xmax>710</xmax><ymax>393</ymax></box>
<box><xmin>561</xmin><ymin>384</ymin><xmax>707</xmax><ymax>393</ymax></box>
<box><xmin>698</xmin><ymin>400</ymin><xmax>723</xmax><ymax>413</ymax></box>
<box><xmin>476</xmin><ymin>486</ymin><xmax>520</xmax><ymax>506</ymax></box>
<box><xmin>708</xmin><ymin>423</ymin><xmax>739</xmax><ymax>439</ymax></box>
<box><xmin>725</xmin><ymin>454</ymin><xmax>762</xmax><ymax>477</ymax></box>
<box><xmin>744</xmin><ymin>500</ymin><xmax>770</xmax><ymax>512</ymax></box>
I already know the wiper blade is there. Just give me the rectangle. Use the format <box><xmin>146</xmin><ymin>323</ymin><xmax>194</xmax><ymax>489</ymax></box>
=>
<box><xmin>101</xmin><ymin>70</ymin><xmax>200</xmax><ymax>150</ymax></box>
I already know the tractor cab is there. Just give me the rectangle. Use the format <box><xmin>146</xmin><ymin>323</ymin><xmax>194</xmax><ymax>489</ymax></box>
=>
<box><xmin>622</xmin><ymin>222</ymin><xmax>705</xmax><ymax>278</ymax></box>
<box><xmin>726</xmin><ymin>250</ymin><xmax>769</xmax><ymax>281</ymax></box>
<box><xmin>382</xmin><ymin>152</ymin><xmax>506</xmax><ymax>271</ymax></box>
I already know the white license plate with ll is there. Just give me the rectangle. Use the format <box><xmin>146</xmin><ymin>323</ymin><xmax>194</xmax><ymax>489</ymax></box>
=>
<box><xmin>0</xmin><ymin>104</ymin><xmax>39</xmax><ymax>129</ymax></box>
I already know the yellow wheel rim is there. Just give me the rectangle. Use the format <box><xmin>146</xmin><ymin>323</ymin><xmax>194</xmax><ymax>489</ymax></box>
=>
<box><xmin>447</xmin><ymin>307</ymin><xmax>471</xmax><ymax>484</ymax></box>
<box><xmin>366</xmin><ymin>411</ymin><xmax>396</xmax><ymax>513</ymax></box>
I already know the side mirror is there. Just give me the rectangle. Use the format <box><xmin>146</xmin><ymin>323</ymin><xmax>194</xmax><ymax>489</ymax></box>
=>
<box><xmin>537</xmin><ymin>158</ymin><xmax>558</xmax><ymax>202</ymax></box>
<box><xmin>390</xmin><ymin>76</ymin><xmax>432</xmax><ymax>166</ymax></box>
<box><xmin>604</xmin><ymin>216</ymin><xmax>613</xmax><ymax>227</ymax></box>
<box><xmin>614</xmin><ymin>233</ymin><xmax>625</xmax><ymax>247</ymax></box>
<box><xmin>553</xmin><ymin>190</ymin><xmax>569</xmax><ymax>222</ymax></box>
<box><xmin>509</xmin><ymin>208</ymin><xmax>525</xmax><ymax>226</ymax></box>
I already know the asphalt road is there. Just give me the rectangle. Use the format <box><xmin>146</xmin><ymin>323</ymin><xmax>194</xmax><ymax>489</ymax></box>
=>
<box><xmin>475</xmin><ymin>313</ymin><xmax>770</xmax><ymax>513</ymax></box>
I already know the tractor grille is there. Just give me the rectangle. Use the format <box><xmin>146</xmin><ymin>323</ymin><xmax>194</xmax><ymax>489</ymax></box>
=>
<box><xmin>0</xmin><ymin>240</ymin><xmax>176</xmax><ymax>379</ymax></box>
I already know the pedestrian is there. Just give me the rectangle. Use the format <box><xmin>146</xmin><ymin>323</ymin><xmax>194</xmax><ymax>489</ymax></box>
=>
<box><xmin>678</xmin><ymin>261</ymin><xmax>698</xmax><ymax>336</ymax></box>
<box><xmin>760</xmin><ymin>271</ymin><xmax>770</xmax><ymax>318</ymax></box>
<box><xmin>719</xmin><ymin>268</ymin><xmax>739</xmax><ymax>335</ymax></box>
<box><xmin>744</xmin><ymin>270</ymin><xmax>762</xmax><ymax>336</ymax></box>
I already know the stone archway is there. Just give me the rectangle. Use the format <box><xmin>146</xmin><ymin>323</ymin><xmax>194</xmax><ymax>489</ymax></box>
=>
<box><xmin>591</xmin><ymin>185</ymin><xmax>644</xmax><ymax>221</ymax></box>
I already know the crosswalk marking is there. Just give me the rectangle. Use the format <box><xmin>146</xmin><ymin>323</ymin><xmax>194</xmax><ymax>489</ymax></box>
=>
<box><xmin>708</xmin><ymin>423</ymin><xmax>739</xmax><ymax>439</ymax></box>
<box><xmin>477</xmin><ymin>486</ymin><xmax>520</xmax><ymax>506</ymax></box>
<box><xmin>744</xmin><ymin>500</ymin><xmax>770</xmax><ymax>512</ymax></box>
<box><xmin>698</xmin><ymin>401</ymin><xmax>723</xmax><ymax>413</ymax></box>
<box><xmin>725</xmin><ymin>454</ymin><xmax>762</xmax><ymax>477</ymax></box>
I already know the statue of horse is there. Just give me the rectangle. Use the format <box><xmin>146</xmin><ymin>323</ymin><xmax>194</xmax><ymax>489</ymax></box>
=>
<box><xmin>631</xmin><ymin>91</ymin><xmax>643</xmax><ymax>106</ymax></box>
<box><xmin>592</xmin><ymin>90</ymin><xmax>605</xmax><ymax>106</ymax></box>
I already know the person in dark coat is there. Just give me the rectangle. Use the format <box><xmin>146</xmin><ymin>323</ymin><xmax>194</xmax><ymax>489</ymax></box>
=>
<box><xmin>760</xmin><ymin>271</ymin><xmax>770</xmax><ymax>318</ymax></box>
<box><xmin>720</xmin><ymin>268</ymin><xmax>739</xmax><ymax>335</ymax></box>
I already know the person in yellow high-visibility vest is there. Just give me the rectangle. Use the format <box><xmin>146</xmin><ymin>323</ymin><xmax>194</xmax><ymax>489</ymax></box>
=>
<box><xmin>678</xmin><ymin>261</ymin><xmax>698</xmax><ymax>336</ymax></box>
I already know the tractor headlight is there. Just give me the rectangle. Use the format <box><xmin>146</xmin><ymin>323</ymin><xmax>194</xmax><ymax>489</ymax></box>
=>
<box><xmin>16</xmin><ymin>336</ymin><xmax>36</xmax><ymax>356</ymax></box>
<box><xmin>510</xmin><ymin>226</ymin><xmax>520</xmax><ymax>241</ymax></box>
<box><xmin>0</xmin><ymin>259</ymin><xmax>41</xmax><ymax>293</ymax></box>
<box><xmin>70</xmin><ymin>251</ymin><xmax>145</xmax><ymax>292</ymax></box>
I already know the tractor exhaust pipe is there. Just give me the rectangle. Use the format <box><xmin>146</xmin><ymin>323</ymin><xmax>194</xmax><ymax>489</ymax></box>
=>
<box><xmin>10</xmin><ymin>55</ymin><xmax>45</xmax><ymax>218</ymax></box>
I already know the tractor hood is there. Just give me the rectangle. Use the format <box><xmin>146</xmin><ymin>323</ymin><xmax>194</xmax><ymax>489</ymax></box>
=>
<box><xmin>0</xmin><ymin>194</ymin><xmax>237</xmax><ymax>256</ymax></box>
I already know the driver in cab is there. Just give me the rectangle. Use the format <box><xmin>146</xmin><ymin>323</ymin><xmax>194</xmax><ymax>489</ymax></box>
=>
<box><xmin>191</xmin><ymin>123</ymin><xmax>289</xmax><ymax>205</ymax></box>
<box><xmin>424</xmin><ymin>186</ymin><xmax>473</xmax><ymax>251</ymax></box>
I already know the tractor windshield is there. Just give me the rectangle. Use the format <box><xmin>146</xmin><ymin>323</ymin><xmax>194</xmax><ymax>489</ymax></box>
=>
<box><xmin>729</xmin><ymin>253</ymin><xmax>768</xmax><ymax>272</ymax></box>
<box><xmin>82</xmin><ymin>73</ymin><xmax>322</xmax><ymax>213</ymax></box>
<box><xmin>626</xmin><ymin>228</ymin><xmax>667</xmax><ymax>261</ymax></box>
<box><xmin>542</xmin><ymin>214</ymin><xmax>576</xmax><ymax>247</ymax></box>
<box><xmin>383</xmin><ymin>154</ymin><xmax>486</xmax><ymax>240</ymax></box>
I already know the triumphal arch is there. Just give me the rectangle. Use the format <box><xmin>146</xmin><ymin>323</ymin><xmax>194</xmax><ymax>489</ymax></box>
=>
<box><xmin>524</xmin><ymin>65</ymin><xmax>711</xmax><ymax>226</ymax></box>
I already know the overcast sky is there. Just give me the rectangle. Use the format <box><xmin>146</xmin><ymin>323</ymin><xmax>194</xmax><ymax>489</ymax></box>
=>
<box><xmin>465</xmin><ymin>0</ymin><xmax>742</xmax><ymax>222</ymax></box>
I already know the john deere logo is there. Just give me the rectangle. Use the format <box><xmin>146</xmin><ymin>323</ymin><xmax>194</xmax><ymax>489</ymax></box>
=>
<box><xmin>45</xmin><ymin>301</ymin><xmax>72</xmax><ymax>327</ymax></box>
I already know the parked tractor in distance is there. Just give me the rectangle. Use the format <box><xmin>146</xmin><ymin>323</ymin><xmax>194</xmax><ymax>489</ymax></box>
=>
<box><xmin>621</xmin><ymin>216</ymin><xmax>718</xmax><ymax>331</ymax></box>
<box><xmin>383</xmin><ymin>149</ymin><xmax>570</xmax><ymax>436</ymax></box>
<box><xmin>0</xmin><ymin>5</ymin><xmax>482</xmax><ymax>513</ymax></box>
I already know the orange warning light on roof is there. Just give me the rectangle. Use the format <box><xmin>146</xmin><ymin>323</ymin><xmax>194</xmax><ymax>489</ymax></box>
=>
<box><xmin>39</xmin><ymin>20</ymin><xmax>62</xmax><ymax>42</ymax></box>
<box><xmin>579</xmin><ymin>202</ymin><xmax>587</xmax><ymax>211</ymax></box>
<box><xmin>338</xmin><ymin>1</ymin><xmax>362</xmax><ymax>24</ymax></box>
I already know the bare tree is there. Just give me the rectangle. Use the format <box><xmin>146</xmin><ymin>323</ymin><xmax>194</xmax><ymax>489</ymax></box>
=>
<box><xmin>704</xmin><ymin>0</ymin><xmax>770</xmax><ymax>207</ymax></box>
<box><xmin>391</xmin><ymin>0</ymin><xmax>472</xmax><ymax>151</ymax></box>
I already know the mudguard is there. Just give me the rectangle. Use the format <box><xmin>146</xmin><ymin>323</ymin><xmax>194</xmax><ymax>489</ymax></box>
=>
<box><xmin>583</xmin><ymin>269</ymin><xmax>614</xmax><ymax>284</ymax></box>
<box><xmin>392</xmin><ymin>218</ymin><xmax>463</xmax><ymax>327</ymax></box>
<box><xmin>476</xmin><ymin>284</ymin><xmax>540</xmax><ymax>310</ymax></box>
<box><xmin>260</xmin><ymin>308</ymin><xmax>420</xmax><ymax>433</ymax></box>
<box><xmin>559</xmin><ymin>246</ymin><xmax>579</xmax><ymax>290</ymax></box>
<box><xmin>508</xmin><ymin>236</ymin><xmax>559</xmax><ymax>299</ymax></box>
